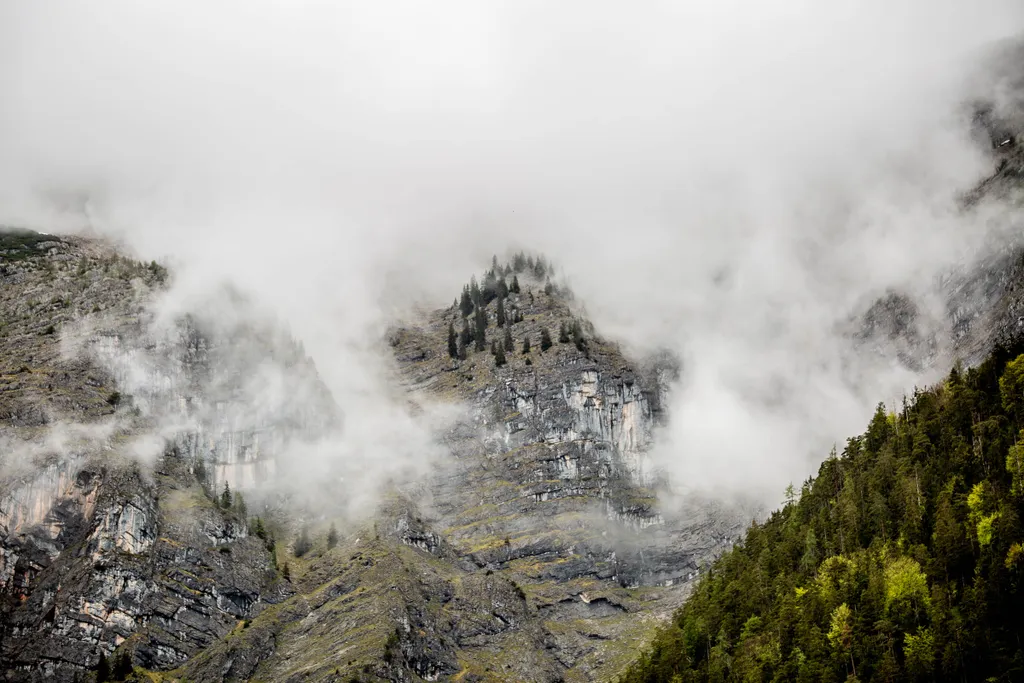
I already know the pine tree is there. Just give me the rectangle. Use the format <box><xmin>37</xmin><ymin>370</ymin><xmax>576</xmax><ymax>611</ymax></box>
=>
<box><xmin>497</xmin><ymin>278</ymin><xmax>509</xmax><ymax>300</ymax></box>
<box><xmin>220</xmin><ymin>481</ymin><xmax>231</xmax><ymax>509</ymax></box>
<box><xmin>558</xmin><ymin>322</ymin><xmax>570</xmax><ymax>343</ymax></box>
<box><xmin>327</xmin><ymin>523</ymin><xmax>338</xmax><ymax>550</ymax></box>
<box><xmin>540</xmin><ymin>328</ymin><xmax>553</xmax><ymax>351</ymax></box>
<box><xmin>474</xmin><ymin>307</ymin><xmax>487</xmax><ymax>352</ymax></box>
<box><xmin>459</xmin><ymin>286</ymin><xmax>473</xmax><ymax>317</ymax></box>
<box><xmin>522</xmin><ymin>336</ymin><xmax>531</xmax><ymax>354</ymax></box>
<box><xmin>447</xmin><ymin>322</ymin><xmax>458</xmax><ymax>359</ymax></box>
<box><xmin>460</xmin><ymin>318</ymin><xmax>472</xmax><ymax>347</ymax></box>
<box><xmin>495</xmin><ymin>345</ymin><xmax>507</xmax><ymax>367</ymax></box>
<box><xmin>496</xmin><ymin>297</ymin><xmax>506</xmax><ymax>327</ymax></box>
<box><xmin>503</xmin><ymin>327</ymin><xmax>514</xmax><ymax>352</ymax></box>
<box><xmin>457</xmin><ymin>333</ymin><xmax>467</xmax><ymax>360</ymax></box>
<box><xmin>510</xmin><ymin>275</ymin><xmax>521</xmax><ymax>294</ymax></box>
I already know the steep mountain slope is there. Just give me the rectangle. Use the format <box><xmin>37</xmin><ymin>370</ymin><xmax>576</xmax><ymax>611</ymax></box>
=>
<box><xmin>0</xmin><ymin>233</ymin><xmax>338</xmax><ymax>681</ymax></box>
<box><xmin>0</xmin><ymin>239</ymin><xmax>748</xmax><ymax>682</ymax></box>
<box><xmin>147</xmin><ymin>262</ymin><xmax>749</xmax><ymax>683</ymax></box>
<box><xmin>618</xmin><ymin>342</ymin><xmax>1024</xmax><ymax>683</ymax></box>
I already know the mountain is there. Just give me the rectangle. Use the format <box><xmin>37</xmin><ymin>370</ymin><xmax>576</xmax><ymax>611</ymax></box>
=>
<box><xmin>2</xmin><ymin>76</ymin><xmax>1024</xmax><ymax>683</ymax></box>
<box><xmin>0</xmin><ymin>239</ymin><xmax>747</xmax><ymax>682</ymax></box>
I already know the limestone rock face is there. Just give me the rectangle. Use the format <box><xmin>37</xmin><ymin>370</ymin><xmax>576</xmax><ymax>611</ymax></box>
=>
<box><xmin>0</xmin><ymin>238</ymin><xmax>321</xmax><ymax>681</ymax></box>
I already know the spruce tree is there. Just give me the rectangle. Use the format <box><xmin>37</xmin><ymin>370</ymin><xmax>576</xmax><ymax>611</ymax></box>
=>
<box><xmin>459</xmin><ymin>286</ymin><xmax>473</xmax><ymax>317</ymax></box>
<box><xmin>497</xmin><ymin>278</ymin><xmax>509</xmax><ymax>299</ymax></box>
<box><xmin>474</xmin><ymin>307</ymin><xmax>487</xmax><ymax>352</ymax></box>
<box><xmin>522</xmin><ymin>336</ymin><xmax>531</xmax><ymax>354</ymax></box>
<box><xmin>460</xmin><ymin>318</ymin><xmax>472</xmax><ymax>347</ymax></box>
<box><xmin>495</xmin><ymin>345</ymin><xmax>507</xmax><ymax>367</ymax></box>
<box><xmin>503</xmin><ymin>327</ymin><xmax>514</xmax><ymax>352</ymax></box>
<box><xmin>220</xmin><ymin>481</ymin><xmax>231</xmax><ymax>509</ymax></box>
<box><xmin>558</xmin><ymin>322</ymin><xmax>570</xmax><ymax>343</ymax></box>
<box><xmin>447</xmin><ymin>322</ymin><xmax>458</xmax><ymax>359</ymax></box>
<box><xmin>457</xmin><ymin>333</ymin><xmax>467</xmax><ymax>360</ymax></box>
<box><xmin>496</xmin><ymin>297</ymin><xmax>506</xmax><ymax>327</ymax></box>
<box><xmin>327</xmin><ymin>523</ymin><xmax>338</xmax><ymax>550</ymax></box>
<box><xmin>540</xmin><ymin>327</ymin><xmax>553</xmax><ymax>352</ymax></box>
<box><xmin>510</xmin><ymin>275</ymin><xmax>521</xmax><ymax>294</ymax></box>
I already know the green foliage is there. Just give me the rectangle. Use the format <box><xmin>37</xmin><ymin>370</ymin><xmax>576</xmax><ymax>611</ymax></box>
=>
<box><xmin>1001</xmin><ymin>354</ymin><xmax>1024</xmax><ymax>424</ymax></box>
<box><xmin>620</xmin><ymin>346</ymin><xmax>1024</xmax><ymax>683</ymax></box>
<box><xmin>327</xmin><ymin>522</ymin><xmax>339</xmax><ymax>549</ymax></box>
<box><xmin>503</xmin><ymin>327</ymin><xmax>514</xmax><ymax>353</ymax></box>
<box><xmin>447</xmin><ymin>322</ymin><xmax>458</xmax><ymax>359</ymax></box>
<box><xmin>459</xmin><ymin>287</ymin><xmax>473</xmax><ymax>317</ymax></box>
<box><xmin>510</xmin><ymin>275</ymin><xmax>521</xmax><ymax>294</ymax></box>
<box><xmin>558</xmin><ymin>322</ymin><xmax>570</xmax><ymax>344</ymax></box>
<box><xmin>220</xmin><ymin>481</ymin><xmax>232</xmax><ymax>509</ymax></box>
<box><xmin>494</xmin><ymin>343</ymin><xmax>507</xmax><ymax>367</ymax></box>
<box><xmin>540</xmin><ymin>327</ymin><xmax>553</xmax><ymax>351</ymax></box>
<box><xmin>496</xmin><ymin>297</ymin><xmax>506</xmax><ymax>327</ymax></box>
<box><xmin>522</xmin><ymin>335</ymin><xmax>531</xmax><ymax>354</ymax></box>
<box><xmin>1008</xmin><ymin>435</ymin><xmax>1024</xmax><ymax>496</ymax></box>
<box><xmin>473</xmin><ymin>306</ymin><xmax>487</xmax><ymax>352</ymax></box>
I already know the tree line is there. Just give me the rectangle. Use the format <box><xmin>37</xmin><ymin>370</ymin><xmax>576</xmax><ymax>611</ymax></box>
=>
<box><xmin>619</xmin><ymin>342</ymin><xmax>1024</xmax><ymax>682</ymax></box>
<box><xmin>446</xmin><ymin>253</ymin><xmax>588</xmax><ymax>367</ymax></box>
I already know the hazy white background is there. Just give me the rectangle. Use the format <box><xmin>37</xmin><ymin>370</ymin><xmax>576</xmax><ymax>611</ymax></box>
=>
<box><xmin>2</xmin><ymin>1</ymin><xmax>1024</xmax><ymax>507</ymax></box>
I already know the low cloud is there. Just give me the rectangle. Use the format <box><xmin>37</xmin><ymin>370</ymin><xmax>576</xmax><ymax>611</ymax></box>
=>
<box><xmin>2</xmin><ymin>1</ymin><xmax>1024</xmax><ymax>508</ymax></box>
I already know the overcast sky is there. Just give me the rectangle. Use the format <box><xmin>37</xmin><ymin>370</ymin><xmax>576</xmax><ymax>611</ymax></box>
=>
<box><xmin>2</xmin><ymin>1</ymin><xmax>1024</xmax><ymax>506</ymax></box>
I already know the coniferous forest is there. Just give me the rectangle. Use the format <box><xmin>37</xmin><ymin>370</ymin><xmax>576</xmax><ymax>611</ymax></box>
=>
<box><xmin>620</xmin><ymin>341</ymin><xmax>1024</xmax><ymax>683</ymax></box>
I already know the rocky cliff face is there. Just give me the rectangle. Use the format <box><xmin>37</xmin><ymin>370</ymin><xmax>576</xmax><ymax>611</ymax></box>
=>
<box><xmin>0</xmin><ymin>234</ymin><xmax>747</xmax><ymax>682</ymax></box>
<box><xmin>0</xmin><ymin>234</ymin><xmax>333</xmax><ymax>681</ymax></box>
